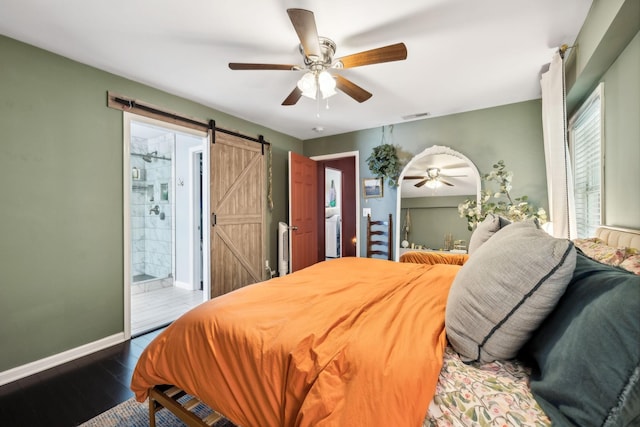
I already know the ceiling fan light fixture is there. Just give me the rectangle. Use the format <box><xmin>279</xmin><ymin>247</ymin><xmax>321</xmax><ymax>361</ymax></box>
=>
<box><xmin>427</xmin><ymin>167</ymin><xmax>440</xmax><ymax>178</ymax></box>
<box><xmin>297</xmin><ymin>72</ymin><xmax>317</xmax><ymax>99</ymax></box>
<box><xmin>425</xmin><ymin>179</ymin><xmax>442</xmax><ymax>189</ymax></box>
<box><xmin>318</xmin><ymin>70</ymin><xmax>336</xmax><ymax>98</ymax></box>
<box><xmin>297</xmin><ymin>70</ymin><xmax>337</xmax><ymax>100</ymax></box>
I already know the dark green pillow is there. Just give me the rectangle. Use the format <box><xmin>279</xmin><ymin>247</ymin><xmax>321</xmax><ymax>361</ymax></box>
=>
<box><xmin>521</xmin><ymin>251</ymin><xmax>640</xmax><ymax>426</ymax></box>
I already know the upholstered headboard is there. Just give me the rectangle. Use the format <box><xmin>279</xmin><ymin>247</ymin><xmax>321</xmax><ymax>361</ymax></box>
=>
<box><xmin>595</xmin><ymin>226</ymin><xmax>640</xmax><ymax>250</ymax></box>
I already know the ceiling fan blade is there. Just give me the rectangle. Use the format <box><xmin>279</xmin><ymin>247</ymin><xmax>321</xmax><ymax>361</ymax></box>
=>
<box><xmin>404</xmin><ymin>175</ymin><xmax>427</xmax><ymax>180</ymax></box>
<box><xmin>440</xmin><ymin>179</ymin><xmax>455</xmax><ymax>186</ymax></box>
<box><xmin>335</xmin><ymin>43</ymin><xmax>407</xmax><ymax>68</ymax></box>
<box><xmin>229</xmin><ymin>63</ymin><xmax>296</xmax><ymax>71</ymax></box>
<box><xmin>415</xmin><ymin>179</ymin><xmax>429</xmax><ymax>188</ymax></box>
<box><xmin>440</xmin><ymin>162</ymin><xmax>470</xmax><ymax>170</ymax></box>
<box><xmin>335</xmin><ymin>75</ymin><xmax>372</xmax><ymax>103</ymax></box>
<box><xmin>287</xmin><ymin>9</ymin><xmax>322</xmax><ymax>59</ymax></box>
<box><xmin>282</xmin><ymin>87</ymin><xmax>303</xmax><ymax>106</ymax></box>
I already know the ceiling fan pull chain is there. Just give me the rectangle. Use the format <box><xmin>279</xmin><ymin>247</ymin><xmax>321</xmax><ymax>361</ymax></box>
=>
<box><xmin>316</xmin><ymin>95</ymin><xmax>321</xmax><ymax>118</ymax></box>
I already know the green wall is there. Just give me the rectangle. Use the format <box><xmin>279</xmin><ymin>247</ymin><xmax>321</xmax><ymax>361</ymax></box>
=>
<box><xmin>400</xmin><ymin>197</ymin><xmax>472</xmax><ymax>251</ymax></box>
<box><xmin>304</xmin><ymin>100</ymin><xmax>548</xmax><ymax>255</ymax></box>
<box><xmin>599</xmin><ymin>31</ymin><xmax>640</xmax><ymax>227</ymax></box>
<box><xmin>0</xmin><ymin>35</ymin><xmax>302</xmax><ymax>372</ymax></box>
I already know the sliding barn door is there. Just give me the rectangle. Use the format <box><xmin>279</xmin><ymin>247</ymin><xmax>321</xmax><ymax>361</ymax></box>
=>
<box><xmin>210</xmin><ymin>131</ymin><xmax>265</xmax><ymax>298</ymax></box>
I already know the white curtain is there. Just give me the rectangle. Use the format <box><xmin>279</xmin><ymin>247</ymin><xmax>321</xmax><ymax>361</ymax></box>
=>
<box><xmin>541</xmin><ymin>51</ymin><xmax>576</xmax><ymax>239</ymax></box>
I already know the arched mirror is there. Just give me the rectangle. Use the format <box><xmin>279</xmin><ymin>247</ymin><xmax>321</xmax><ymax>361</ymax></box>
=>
<box><xmin>395</xmin><ymin>145</ymin><xmax>481</xmax><ymax>259</ymax></box>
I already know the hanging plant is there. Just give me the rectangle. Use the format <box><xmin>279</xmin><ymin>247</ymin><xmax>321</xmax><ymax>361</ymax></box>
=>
<box><xmin>367</xmin><ymin>143</ymin><xmax>400</xmax><ymax>188</ymax></box>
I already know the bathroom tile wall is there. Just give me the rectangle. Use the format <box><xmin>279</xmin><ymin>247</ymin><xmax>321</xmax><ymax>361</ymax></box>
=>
<box><xmin>130</xmin><ymin>133</ymin><xmax>174</xmax><ymax>283</ymax></box>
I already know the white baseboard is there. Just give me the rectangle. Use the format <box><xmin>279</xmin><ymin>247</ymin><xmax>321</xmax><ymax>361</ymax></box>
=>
<box><xmin>0</xmin><ymin>332</ymin><xmax>126</xmax><ymax>387</ymax></box>
<box><xmin>174</xmin><ymin>280</ymin><xmax>194</xmax><ymax>290</ymax></box>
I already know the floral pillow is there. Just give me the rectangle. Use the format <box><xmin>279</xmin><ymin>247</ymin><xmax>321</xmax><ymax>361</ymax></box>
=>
<box><xmin>573</xmin><ymin>237</ymin><xmax>639</xmax><ymax>274</ymax></box>
<box><xmin>620</xmin><ymin>254</ymin><xmax>640</xmax><ymax>275</ymax></box>
<box><xmin>573</xmin><ymin>238</ymin><xmax>627</xmax><ymax>266</ymax></box>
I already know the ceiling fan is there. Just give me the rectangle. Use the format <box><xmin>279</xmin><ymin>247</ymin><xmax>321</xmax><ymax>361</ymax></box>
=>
<box><xmin>404</xmin><ymin>167</ymin><xmax>467</xmax><ymax>188</ymax></box>
<box><xmin>228</xmin><ymin>8</ymin><xmax>407</xmax><ymax>106</ymax></box>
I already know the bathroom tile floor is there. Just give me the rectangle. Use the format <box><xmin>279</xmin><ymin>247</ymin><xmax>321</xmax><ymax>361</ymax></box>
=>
<box><xmin>131</xmin><ymin>286</ymin><xmax>204</xmax><ymax>336</ymax></box>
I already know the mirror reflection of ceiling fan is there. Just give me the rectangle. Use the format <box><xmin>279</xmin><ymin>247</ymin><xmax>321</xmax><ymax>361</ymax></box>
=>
<box><xmin>228</xmin><ymin>9</ymin><xmax>407</xmax><ymax>105</ymax></box>
<box><xmin>404</xmin><ymin>167</ymin><xmax>468</xmax><ymax>188</ymax></box>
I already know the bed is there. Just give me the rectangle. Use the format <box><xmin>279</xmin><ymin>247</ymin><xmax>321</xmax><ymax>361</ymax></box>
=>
<box><xmin>130</xmin><ymin>223</ymin><xmax>640</xmax><ymax>427</ymax></box>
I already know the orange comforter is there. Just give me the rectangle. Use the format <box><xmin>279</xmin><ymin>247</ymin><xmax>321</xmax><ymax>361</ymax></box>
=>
<box><xmin>131</xmin><ymin>257</ymin><xmax>459</xmax><ymax>427</ymax></box>
<box><xmin>400</xmin><ymin>251</ymin><xmax>469</xmax><ymax>266</ymax></box>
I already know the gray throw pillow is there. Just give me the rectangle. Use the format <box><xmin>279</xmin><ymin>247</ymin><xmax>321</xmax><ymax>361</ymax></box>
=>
<box><xmin>445</xmin><ymin>219</ymin><xmax>576</xmax><ymax>363</ymax></box>
<box><xmin>467</xmin><ymin>214</ymin><xmax>511</xmax><ymax>255</ymax></box>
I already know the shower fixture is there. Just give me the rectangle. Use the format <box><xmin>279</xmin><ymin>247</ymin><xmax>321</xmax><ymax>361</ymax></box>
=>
<box><xmin>149</xmin><ymin>205</ymin><xmax>160</xmax><ymax>215</ymax></box>
<box><xmin>142</xmin><ymin>151</ymin><xmax>157</xmax><ymax>163</ymax></box>
<box><xmin>131</xmin><ymin>151</ymin><xmax>172</xmax><ymax>162</ymax></box>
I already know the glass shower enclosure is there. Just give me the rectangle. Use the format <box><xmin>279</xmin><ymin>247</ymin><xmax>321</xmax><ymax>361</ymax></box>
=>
<box><xmin>130</xmin><ymin>123</ymin><xmax>175</xmax><ymax>291</ymax></box>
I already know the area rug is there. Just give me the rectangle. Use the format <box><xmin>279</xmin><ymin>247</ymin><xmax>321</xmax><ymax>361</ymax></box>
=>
<box><xmin>80</xmin><ymin>396</ymin><xmax>236</xmax><ymax>427</ymax></box>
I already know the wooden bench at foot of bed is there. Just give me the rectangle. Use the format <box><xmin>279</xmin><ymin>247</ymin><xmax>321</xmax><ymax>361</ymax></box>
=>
<box><xmin>149</xmin><ymin>385</ymin><xmax>224</xmax><ymax>427</ymax></box>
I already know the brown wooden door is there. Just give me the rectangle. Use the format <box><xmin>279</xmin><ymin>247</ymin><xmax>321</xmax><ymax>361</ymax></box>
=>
<box><xmin>210</xmin><ymin>131</ymin><xmax>265</xmax><ymax>298</ymax></box>
<box><xmin>288</xmin><ymin>151</ymin><xmax>318</xmax><ymax>272</ymax></box>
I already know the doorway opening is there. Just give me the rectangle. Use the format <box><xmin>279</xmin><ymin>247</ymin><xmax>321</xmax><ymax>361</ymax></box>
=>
<box><xmin>124</xmin><ymin>113</ymin><xmax>210</xmax><ymax>337</ymax></box>
<box><xmin>324</xmin><ymin>167</ymin><xmax>342</xmax><ymax>259</ymax></box>
<box><xmin>312</xmin><ymin>152</ymin><xmax>359</xmax><ymax>260</ymax></box>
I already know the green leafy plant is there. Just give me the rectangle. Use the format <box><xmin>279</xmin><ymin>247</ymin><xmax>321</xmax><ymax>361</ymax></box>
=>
<box><xmin>366</xmin><ymin>143</ymin><xmax>400</xmax><ymax>187</ymax></box>
<box><xmin>458</xmin><ymin>160</ymin><xmax>547</xmax><ymax>231</ymax></box>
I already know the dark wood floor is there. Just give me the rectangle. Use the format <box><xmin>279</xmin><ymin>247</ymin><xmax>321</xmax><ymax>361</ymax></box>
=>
<box><xmin>0</xmin><ymin>327</ymin><xmax>166</xmax><ymax>427</ymax></box>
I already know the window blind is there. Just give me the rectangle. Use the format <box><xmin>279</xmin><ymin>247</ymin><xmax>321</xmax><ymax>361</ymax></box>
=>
<box><xmin>570</xmin><ymin>85</ymin><xmax>602</xmax><ymax>238</ymax></box>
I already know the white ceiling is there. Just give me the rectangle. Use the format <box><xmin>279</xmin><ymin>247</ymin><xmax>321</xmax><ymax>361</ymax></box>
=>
<box><xmin>0</xmin><ymin>0</ymin><xmax>592</xmax><ymax>141</ymax></box>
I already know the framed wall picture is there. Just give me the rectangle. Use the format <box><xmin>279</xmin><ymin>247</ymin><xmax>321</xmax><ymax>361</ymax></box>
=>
<box><xmin>363</xmin><ymin>177</ymin><xmax>383</xmax><ymax>198</ymax></box>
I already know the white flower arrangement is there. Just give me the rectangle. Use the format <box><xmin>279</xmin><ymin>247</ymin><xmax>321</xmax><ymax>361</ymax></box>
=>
<box><xmin>458</xmin><ymin>160</ymin><xmax>548</xmax><ymax>231</ymax></box>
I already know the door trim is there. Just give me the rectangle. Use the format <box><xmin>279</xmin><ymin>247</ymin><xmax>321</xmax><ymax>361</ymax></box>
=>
<box><xmin>310</xmin><ymin>151</ymin><xmax>361</xmax><ymax>256</ymax></box>
<box><xmin>188</xmin><ymin>147</ymin><xmax>207</xmax><ymax>295</ymax></box>
<box><xmin>122</xmin><ymin>112</ymin><xmax>210</xmax><ymax>340</ymax></box>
